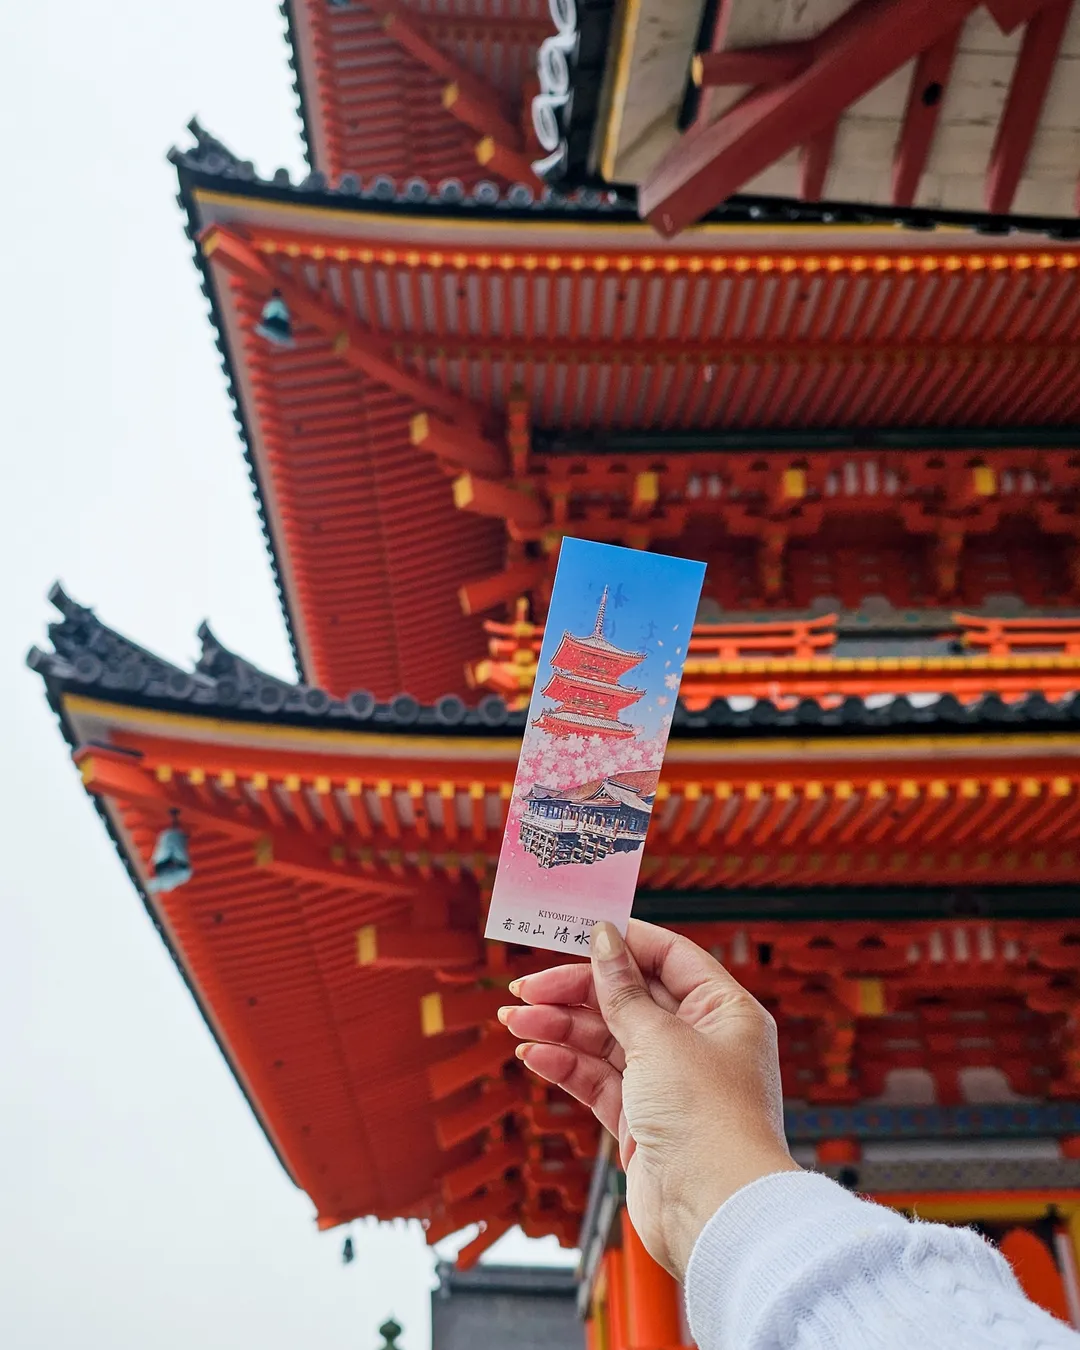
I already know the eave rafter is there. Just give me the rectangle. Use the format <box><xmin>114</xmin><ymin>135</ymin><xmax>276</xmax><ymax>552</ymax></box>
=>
<box><xmin>80</xmin><ymin>732</ymin><xmax>1080</xmax><ymax>896</ymax></box>
<box><xmin>643</xmin><ymin>0</ymin><xmax>1078</xmax><ymax>236</ymax></box>
<box><xmin>76</xmin><ymin>746</ymin><xmax>504</xmax><ymax>899</ymax></box>
<box><xmin>92</xmin><ymin>752</ymin><xmax>595</xmax><ymax>1247</ymax></box>
<box><xmin>204</xmin><ymin>224</ymin><xmax>539</xmax><ymax>485</ymax></box>
<box><xmin>203</xmin><ymin>226</ymin><xmax>486</xmax><ymax>432</ymax></box>
<box><xmin>363</xmin><ymin>0</ymin><xmax>540</xmax><ymax>185</ymax></box>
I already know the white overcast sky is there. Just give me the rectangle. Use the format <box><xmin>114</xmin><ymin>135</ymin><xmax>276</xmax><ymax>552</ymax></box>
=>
<box><xmin>1</xmin><ymin>5</ymin><xmax>572</xmax><ymax>1347</ymax></box>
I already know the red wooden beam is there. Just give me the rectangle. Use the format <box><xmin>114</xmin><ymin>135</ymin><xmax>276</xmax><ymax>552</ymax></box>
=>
<box><xmin>453</xmin><ymin>473</ymin><xmax>548</xmax><ymax>529</ymax></box>
<box><xmin>356</xmin><ymin>924</ymin><xmax>481</xmax><ymax>970</ymax></box>
<box><xmin>78</xmin><ymin>752</ymin><xmax>452</xmax><ymax>899</ymax></box>
<box><xmin>692</xmin><ymin>43</ymin><xmax>815</xmax><ymax>87</ymax></box>
<box><xmin>476</xmin><ymin>135</ymin><xmax>542</xmax><ymax>186</ymax></box>
<box><xmin>202</xmin><ymin>227</ymin><xmax>485</xmax><ymax>431</ymax></box>
<box><xmin>421</xmin><ymin>985</ymin><xmax>507</xmax><ymax>1036</ymax></box>
<box><xmin>410</xmin><ymin>411</ymin><xmax>507</xmax><ymax>477</ymax></box>
<box><xmin>984</xmin><ymin>0</ymin><xmax>1063</xmax><ymax>33</ymax></box>
<box><xmin>255</xmin><ymin>833</ymin><xmax>431</xmax><ymax>899</ymax></box>
<box><xmin>423</xmin><ymin>1183</ymin><xmax>523</xmax><ymax>1245</ymax></box>
<box><xmin>459</xmin><ymin>561</ymin><xmax>545</xmax><ymax>616</ymax></box>
<box><xmin>434</xmin><ymin>1083</ymin><xmax>523</xmax><ymax>1150</ymax></box>
<box><xmin>800</xmin><ymin>122</ymin><xmax>838</xmax><ymax>200</ymax></box>
<box><xmin>77</xmin><ymin>749</ymin><xmax>254</xmax><ymax>841</ymax></box>
<box><xmin>639</xmin><ymin>0</ymin><xmax>982</xmax><ymax>237</ymax></box>
<box><xmin>455</xmin><ymin>1215</ymin><xmax>516</xmax><ymax>1270</ymax></box>
<box><xmin>428</xmin><ymin>1029</ymin><xmax>515</xmax><ymax>1101</ymax></box>
<box><xmin>506</xmin><ymin>386</ymin><xmax>530</xmax><ymax>476</ymax></box>
<box><xmin>368</xmin><ymin>0</ymin><xmax>518</xmax><ymax>121</ymax></box>
<box><xmin>443</xmin><ymin>81</ymin><xmax>524</xmax><ymax>152</ymax></box>
<box><xmin>442</xmin><ymin>1142</ymin><xmax>525</xmax><ymax>1204</ymax></box>
<box><xmin>986</xmin><ymin>0</ymin><xmax>1072</xmax><ymax>214</ymax></box>
<box><xmin>892</xmin><ymin>29</ymin><xmax>962</xmax><ymax>206</ymax></box>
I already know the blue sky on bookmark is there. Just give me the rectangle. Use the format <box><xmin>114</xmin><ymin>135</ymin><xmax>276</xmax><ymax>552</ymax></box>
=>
<box><xmin>536</xmin><ymin>539</ymin><xmax>707</xmax><ymax>740</ymax></box>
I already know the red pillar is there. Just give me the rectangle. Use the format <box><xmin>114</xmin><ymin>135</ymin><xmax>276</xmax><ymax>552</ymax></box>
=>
<box><xmin>621</xmin><ymin>1211</ymin><xmax>683</xmax><ymax>1350</ymax></box>
<box><xmin>816</xmin><ymin>1138</ymin><xmax>861</xmax><ymax>1166</ymax></box>
<box><xmin>606</xmin><ymin>1247</ymin><xmax>630</xmax><ymax>1350</ymax></box>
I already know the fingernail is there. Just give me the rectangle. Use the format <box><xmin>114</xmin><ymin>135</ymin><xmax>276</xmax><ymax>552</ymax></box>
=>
<box><xmin>508</xmin><ymin>978</ymin><xmax>523</xmax><ymax>997</ymax></box>
<box><xmin>514</xmin><ymin>1042</ymin><xmax>530</xmax><ymax>1060</ymax></box>
<box><xmin>496</xmin><ymin>1006</ymin><xmax>512</xmax><ymax>1025</ymax></box>
<box><xmin>591</xmin><ymin>921</ymin><xmax>622</xmax><ymax>963</ymax></box>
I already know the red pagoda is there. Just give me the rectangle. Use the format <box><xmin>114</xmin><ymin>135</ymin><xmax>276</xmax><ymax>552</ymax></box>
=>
<box><xmin>26</xmin><ymin>0</ymin><xmax>1080</xmax><ymax>1339</ymax></box>
<box><xmin>534</xmin><ymin>589</ymin><xmax>646</xmax><ymax>739</ymax></box>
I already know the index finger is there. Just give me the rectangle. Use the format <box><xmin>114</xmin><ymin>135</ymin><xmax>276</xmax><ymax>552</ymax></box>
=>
<box><xmin>513</xmin><ymin>919</ymin><xmax>743</xmax><ymax>1009</ymax></box>
<box><xmin>512</xmin><ymin>962</ymin><xmax>595</xmax><ymax>1009</ymax></box>
<box><xmin>624</xmin><ymin>918</ymin><xmax>747</xmax><ymax>1001</ymax></box>
<box><xmin>512</xmin><ymin>962</ymin><xmax>679</xmax><ymax>1015</ymax></box>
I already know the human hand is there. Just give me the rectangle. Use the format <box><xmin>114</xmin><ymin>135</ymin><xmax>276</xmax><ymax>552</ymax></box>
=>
<box><xmin>499</xmin><ymin>919</ymin><xmax>799</xmax><ymax>1280</ymax></box>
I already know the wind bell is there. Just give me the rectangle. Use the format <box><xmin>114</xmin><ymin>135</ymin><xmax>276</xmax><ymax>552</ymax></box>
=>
<box><xmin>148</xmin><ymin>809</ymin><xmax>192</xmax><ymax>893</ymax></box>
<box><xmin>255</xmin><ymin>290</ymin><xmax>294</xmax><ymax>346</ymax></box>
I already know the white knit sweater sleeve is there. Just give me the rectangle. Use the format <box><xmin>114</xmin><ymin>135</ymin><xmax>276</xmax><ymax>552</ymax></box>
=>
<box><xmin>684</xmin><ymin>1170</ymin><xmax>1080</xmax><ymax>1350</ymax></box>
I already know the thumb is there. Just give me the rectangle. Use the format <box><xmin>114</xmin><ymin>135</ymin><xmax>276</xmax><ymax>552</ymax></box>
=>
<box><xmin>590</xmin><ymin>921</ymin><xmax>668</xmax><ymax>1051</ymax></box>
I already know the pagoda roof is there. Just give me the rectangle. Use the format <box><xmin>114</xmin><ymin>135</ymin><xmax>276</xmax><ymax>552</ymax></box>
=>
<box><xmin>173</xmin><ymin>137</ymin><xmax>1080</xmax><ymax>704</ymax></box>
<box><xmin>533</xmin><ymin>709</ymin><xmax>637</xmax><ymax>734</ymax></box>
<box><xmin>31</xmin><ymin>587</ymin><xmax>1080</xmax><ymax>740</ymax></box>
<box><xmin>281</xmin><ymin>0</ymin><xmax>555</xmax><ymax>188</ymax></box>
<box><xmin>27</xmin><ymin>589</ymin><xmax>1080</xmax><ymax>1241</ymax></box>
<box><xmin>542</xmin><ymin>669</ymin><xmax>645</xmax><ymax>705</ymax></box>
<box><xmin>555</xmin><ymin>630</ymin><xmax>646</xmax><ymax>662</ymax></box>
<box><xmin>171</xmin><ymin>118</ymin><xmax>1080</xmax><ymax>235</ymax></box>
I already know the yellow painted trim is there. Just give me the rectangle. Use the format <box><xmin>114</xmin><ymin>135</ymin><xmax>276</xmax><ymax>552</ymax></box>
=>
<box><xmin>600</xmin><ymin>0</ymin><xmax>642</xmax><ymax>182</ymax></box>
<box><xmin>192</xmin><ymin>187</ymin><xmax>944</xmax><ymax>239</ymax></box>
<box><xmin>857</xmin><ymin>978</ymin><xmax>885</xmax><ymax>1016</ymax></box>
<box><xmin>681</xmin><ymin>654</ymin><xmax>1080</xmax><ymax>676</ymax></box>
<box><xmin>65</xmin><ymin>694</ymin><xmax>517</xmax><ymax>756</ymax></box>
<box><xmin>420</xmin><ymin>991</ymin><xmax>445</xmax><ymax>1037</ymax></box>
<box><xmin>253</xmin><ymin>835</ymin><xmax>274</xmax><ymax>867</ymax></box>
<box><xmin>62</xmin><ymin>694</ymin><xmax>1080</xmax><ymax>765</ymax></box>
<box><xmin>633</xmin><ymin>470</ymin><xmax>659</xmax><ymax>506</ymax></box>
<box><xmin>356</xmin><ymin>925</ymin><xmax>378</xmax><ymax>967</ymax></box>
